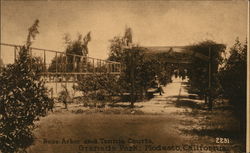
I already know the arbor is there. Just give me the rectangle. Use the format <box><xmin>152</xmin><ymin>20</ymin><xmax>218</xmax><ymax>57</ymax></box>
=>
<box><xmin>0</xmin><ymin>20</ymin><xmax>53</xmax><ymax>153</ymax></box>
<box><xmin>185</xmin><ymin>41</ymin><xmax>226</xmax><ymax>109</ymax></box>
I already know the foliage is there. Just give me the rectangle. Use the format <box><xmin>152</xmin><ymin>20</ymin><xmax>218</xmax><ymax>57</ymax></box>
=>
<box><xmin>119</xmin><ymin>47</ymin><xmax>146</xmax><ymax>99</ymax></box>
<box><xmin>124</xmin><ymin>27</ymin><xmax>133</xmax><ymax>46</ymax></box>
<box><xmin>0</xmin><ymin>58</ymin><xmax>3</xmax><ymax>66</ymax></box>
<box><xmin>64</xmin><ymin>32</ymin><xmax>91</xmax><ymax>55</ymax></box>
<box><xmin>185</xmin><ymin>41</ymin><xmax>226</xmax><ymax>103</ymax></box>
<box><xmin>58</xmin><ymin>85</ymin><xmax>71</xmax><ymax>109</ymax></box>
<box><xmin>144</xmin><ymin>52</ymin><xmax>176</xmax><ymax>85</ymax></box>
<box><xmin>48</xmin><ymin>55</ymin><xmax>67</xmax><ymax>72</ymax></box>
<box><xmin>219</xmin><ymin>38</ymin><xmax>247</xmax><ymax>116</ymax></box>
<box><xmin>108</xmin><ymin>27</ymin><xmax>132</xmax><ymax>62</ymax></box>
<box><xmin>0</xmin><ymin>20</ymin><xmax>53</xmax><ymax>153</ymax></box>
<box><xmin>26</xmin><ymin>19</ymin><xmax>39</xmax><ymax>47</ymax></box>
<box><xmin>48</xmin><ymin>32</ymin><xmax>91</xmax><ymax>72</ymax></box>
<box><xmin>218</xmin><ymin>38</ymin><xmax>247</xmax><ymax>144</ymax></box>
<box><xmin>108</xmin><ymin>36</ymin><xmax>127</xmax><ymax>62</ymax></box>
<box><xmin>74</xmin><ymin>74</ymin><xmax>121</xmax><ymax>103</ymax></box>
<box><xmin>0</xmin><ymin>58</ymin><xmax>4</xmax><ymax>71</ymax></box>
<box><xmin>108</xmin><ymin>28</ymin><xmax>173</xmax><ymax>106</ymax></box>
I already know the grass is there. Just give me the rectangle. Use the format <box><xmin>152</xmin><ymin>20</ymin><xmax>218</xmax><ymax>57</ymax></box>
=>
<box><xmin>28</xmin><ymin>114</ymin><xmax>183</xmax><ymax>153</ymax></box>
<box><xmin>173</xmin><ymin>94</ymin><xmax>246</xmax><ymax>152</ymax></box>
<box><xmin>175</xmin><ymin>99</ymin><xmax>203</xmax><ymax>109</ymax></box>
<box><xmin>180</xmin><ymin>128</ymin><xmax>241</xmax><ymax>139</ymax></box>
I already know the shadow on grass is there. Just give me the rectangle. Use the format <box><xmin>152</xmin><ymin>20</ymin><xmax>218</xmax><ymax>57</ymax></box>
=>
<box><xmin>166</xmin><ymin>95</ymin><xmax>189</xmax><ymax>99</ymax></box>
<box><xmin>107</xmin><ymin>103</ymin><xmax>143</xmax><ymax>109</ymax></box>
<box><xmin>175</xmin><ymin>100</ymin><xmax>203</xmax><ymax>109</ymax></box>
<box><xmin>213</xmin><ymin>105</ymin><xmax>234</xmax><ymax>111</ymax></box>
<box><xmin>166</xmin><ymin>95</ymin><xmax>202</xmax><ymax>100</ymax></box>
<box><xmin>181</xmin><ymin>128</ymin><xmax>241</xmax><ymax>139</ymax></box>
<box><xmin>71</xmin><ymin>107</ymin><xmax>145</xmax><ymax>115</ymax></box>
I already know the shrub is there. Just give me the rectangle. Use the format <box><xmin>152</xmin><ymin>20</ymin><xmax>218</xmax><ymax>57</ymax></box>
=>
<box><xmin>58</xmin><ymin>85</ymin><xmax>71</xmax><ymax>109</ymax></box>
<box><xmin>219</xmin><ymin>38</ymin><xmax>247</xmax><ymax>140</ymax></box>
<box><xmin>74</xmin><ymin>73</ymin><xmax>121</xmax><ymax>104</ymax></box>
<box><xmin>0</xmin><ymin>20</ymin><xmax>53</xmax><ymax>153</ymax></box>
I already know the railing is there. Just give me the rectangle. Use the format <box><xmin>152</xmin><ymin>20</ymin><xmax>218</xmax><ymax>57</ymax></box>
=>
<box><xmin>0</xmin><ymin>43</ymin><xmax>121</xmax><ymax>83</ymax></box>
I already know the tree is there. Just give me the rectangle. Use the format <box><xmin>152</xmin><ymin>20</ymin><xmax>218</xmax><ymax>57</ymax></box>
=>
<box><xmin>185</xmin><ymin>40</ymin><xmax>226</xmax><ymax>109</ymax></box>
<box><xmin>108</xmin><ymin>36</ymin><xmax>126</xmax><ymax>62</ymax></box>
<box><xmin>124</xmin><ymin>27</ymin><xmax>133</xmax><ymax>46</ymax></box>
<box><xmin>48</xmin><ymin>32</ymin><xmax>91</xmax><ymax>73</ymax></box>
<box><xmin>219</xmin><ymin>38</ymin><xmax>247</xmax><ymax>140</ymax></box>
<box><xmin>108</xmin><ymin>27</ymin><xmax>132</xmax><ymax>62</ymax></box>
<box><xmin>0</xmin><ymin>20</ymin><xmax>53</xmax><ymax>153</ymax></box>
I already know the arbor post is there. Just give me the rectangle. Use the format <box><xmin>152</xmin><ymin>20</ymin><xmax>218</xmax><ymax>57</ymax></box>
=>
<box><xmin>208</xmin><ymin>47</ymin><xmax>212</xmax><ymax>110</ymax></box>
<box><xmin>130</xmin><ymin>50</ymin><xmax>136</xmax><ymax>108</ymax></box>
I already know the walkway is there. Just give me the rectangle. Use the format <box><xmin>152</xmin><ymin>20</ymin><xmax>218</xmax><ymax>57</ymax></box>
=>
<box><xmin>136</xmin><ymin>77</ymin><xmax>191</xmax><ymax>114</ymax></box>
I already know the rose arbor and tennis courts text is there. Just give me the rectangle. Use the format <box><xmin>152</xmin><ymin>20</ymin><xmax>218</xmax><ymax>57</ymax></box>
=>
<box><xmin>42</xmin><ymin>138</ymin><xmax>229</xmax><ymax>152</ymax></box>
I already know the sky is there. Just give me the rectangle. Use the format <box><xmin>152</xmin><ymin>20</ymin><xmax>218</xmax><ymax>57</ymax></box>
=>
<box><xmin>0</xmin><ymin>0</ymin><xmax>248</xmax><ymax>63</ymax></box>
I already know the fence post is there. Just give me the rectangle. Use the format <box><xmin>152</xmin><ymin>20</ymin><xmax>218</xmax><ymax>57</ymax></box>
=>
<box><xmin>65</xmin><ymin>54</ymin><xmax>68</xmax><ymax>76</ymax></box>
<box><xmin>93</xmin><ymin>58</ymin><xmax>95</xmax><ymax>73</ymax></box>
<box><xmin>29</xmin><ymin>48</ymin><xmax>32</xmax><ymax>69</ymax></box>
<box><xmin>73</xmin><ymin>55</ymin><xmax>76</xmax><ymax>72</ymax></box>
<box><xmin>107</xmin><ymin>62</ymin><xmax>110</xmax><ymax>73</ymax></box>
<box><xmin>55</xmin><ymin>77</ymin><xmax>58</xmax><ymax>96</ymax></box>
<box><xmin>14</xmin><ymin>46</ymin><xmax>17</xmax><ymax>62</ymax></box>
<box><xmin>55</xmin><ymin>52</ymin><xmax>58</xmax><ymax>73</ymax></box>
<box><xmin>43</xmin><ymin>50</ymin><xmax>46</xmax><ymax>73</ymax></box>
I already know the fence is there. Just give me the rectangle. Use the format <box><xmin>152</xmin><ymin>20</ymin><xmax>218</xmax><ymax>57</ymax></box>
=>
<box><xmin>0</xmin><ymin>43</ymin><xmax>121</xmax><ymax>96</ymax></box>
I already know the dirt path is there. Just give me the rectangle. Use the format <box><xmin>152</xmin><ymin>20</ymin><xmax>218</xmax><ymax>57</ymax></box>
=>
<box><xmin>135</xmin><ymin>77</ymin><xmax>188</xmax><ymax>114</ymax></box>
<box><xmin>27</xmin><ymin>77</ymin><xmax>241</xmax><ymax>153</ymax></box>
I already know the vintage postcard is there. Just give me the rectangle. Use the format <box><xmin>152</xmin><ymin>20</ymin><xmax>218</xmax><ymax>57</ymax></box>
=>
<box><xmin>0</xmin><ymin>0</ymin><xmax>249</xmax><ymax>153</ymax></box>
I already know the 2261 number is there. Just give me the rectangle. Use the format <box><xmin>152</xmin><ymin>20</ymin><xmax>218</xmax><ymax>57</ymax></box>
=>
<box><xmin>216</xmin><ymin>137</ymin><xmax>230</xmax><ymax>143</ymax></box>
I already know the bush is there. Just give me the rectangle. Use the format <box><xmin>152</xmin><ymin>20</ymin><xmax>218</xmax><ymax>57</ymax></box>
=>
<box><xmin>0</xmin><ymin>46</ymin><xmax>54</xmax><ymax>153</ymax></box>
<box><xmin>58</xmin><ymin>85</ymin><xmax>71</xmax><ymax>109</ymax></box>
<box><xmin>219</xmin><ymin>38</ymin><xmax>247</xmax><ymax>107</ymax></box>
<box><xmin>0</xmin><ymin>20</ymin><xmax>53</xmax><ymax>153</ymax></box>
<box><xmin>219</xmin><ymin>38</ymin><xmax>247</xmax><ymax>139</ymax></box>
<box><xmin>74</xmin><ymin>73</ymin><xmax>121</xmax><ymax>105</ymax></box>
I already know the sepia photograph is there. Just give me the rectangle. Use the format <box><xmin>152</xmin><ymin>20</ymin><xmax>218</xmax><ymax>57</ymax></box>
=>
<box><xmin>0</xmin><ymin>0</ymin><xmax>249</xmax><ymax>153</ymax></box>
